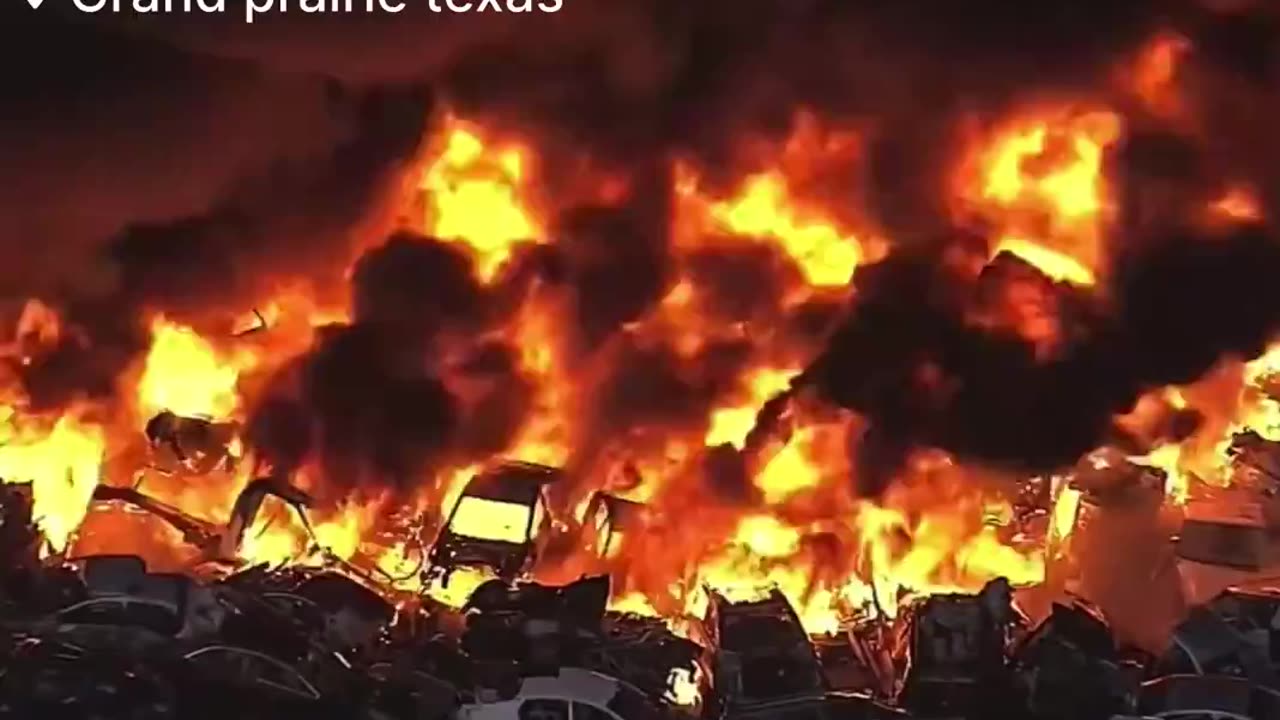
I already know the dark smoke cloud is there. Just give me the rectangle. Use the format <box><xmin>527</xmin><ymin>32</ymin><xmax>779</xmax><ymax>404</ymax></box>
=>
<box><xmin>550</xmin><ymin>168</ymin><xmax>674</xmax><ymax>353</ymax></box>
<box><xmin>0</xmin><ymin>11</ymin><xmax>350</xmax><ymax>306</ymax></box>
<box><xmin>246</xmin><ymin>322</ymin><xmax>458</xmax><ymax>497</ymax></box>
<box><xmin>352</xmin><ymin>231</ymin><xmax>488</xmax><ymax>337</ymax></box>
<box><xmin>810</xmin><ymin>221</ymin><xmax>1280</xmax><ymax>488</ymax></box>
<box><xmin>2</xmin><ymin>9</ymin><xmax>436</xmax><ymax>410</ymax></box>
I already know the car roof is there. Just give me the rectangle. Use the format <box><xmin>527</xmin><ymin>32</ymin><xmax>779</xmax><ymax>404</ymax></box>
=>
<box><xmin>463</xmin><ymin>462</ymin><xmax>563</xmax><ymax>503</ymax></box>
<box><xmin>517</xmin><ymin>667</ymin><xmax>621</xmax><ymax>706</ymax></box>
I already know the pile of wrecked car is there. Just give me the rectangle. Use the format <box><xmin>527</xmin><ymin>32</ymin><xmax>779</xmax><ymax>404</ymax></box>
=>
<box><xmin>4</xmin><ymin>414</ymin><xmax>1280</xmax><ymax>718</ymax></box>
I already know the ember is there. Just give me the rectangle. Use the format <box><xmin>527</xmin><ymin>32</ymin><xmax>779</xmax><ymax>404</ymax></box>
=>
<box><xmin>5</xmin><ymin>2</ymin><xmax>1280</xmax><ymax>716</ymax></box>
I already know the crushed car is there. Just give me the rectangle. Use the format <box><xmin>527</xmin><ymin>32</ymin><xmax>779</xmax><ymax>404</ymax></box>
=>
<box><xmin>893</xmin><ymin>578</ymin><xmax>1021</xmax><ymax>717</ymax></box>
<box><xmin>696</xmin><ymin>587</ymin><xmax>900</xmax><ymax>720</ymax></box>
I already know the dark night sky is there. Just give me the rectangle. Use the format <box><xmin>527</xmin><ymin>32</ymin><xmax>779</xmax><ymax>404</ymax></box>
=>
<box><xmin>1</xmin><ymin>0</ymin><xmax>1272</xmax><ymax>297</ymax></box>
<box><xmin>0</xmin><ymin>0</ymin><xmax>1268</xmax><ymax>303</ymax></box>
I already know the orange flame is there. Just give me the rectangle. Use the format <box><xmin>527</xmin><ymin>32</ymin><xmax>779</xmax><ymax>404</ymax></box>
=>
<box><xmin>1129</xmin><ymin>32</ymin><xmax>1191</xmax><ymax>119</ymax></box>
<box><xmin>674</xmin><ymin>112</ymin><xmax>880</xmax><ymax>292</ymax></box>
<box><xmin>959</xmin><ymin>106</ymin><xmax>1122</xmax><ymax>284</ymax></box>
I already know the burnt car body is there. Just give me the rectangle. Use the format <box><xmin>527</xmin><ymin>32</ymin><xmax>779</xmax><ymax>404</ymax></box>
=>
<box><xmin>1136</xmin><ymin>674</ymin><xmax>1280</xmax><ymax>719</ymax></box>
<box><xmin>581</xmin><ymin>492</ymin><xmax>652</xmax><ymax>563</ymax></box>
<box><xmin>1157</xmin><ymin>588</ymin><xmax>1280</xmax><ymax>686</ymax></box>
<box><xmin>144</xmin><ymin>410</ymin><xmax>240</xmax><ymax>477</ymax></box>
<box><xmin>88</xmin><ymin>475</ymin><xmax>314</xmax><ymax>569</ymax></box>
<box><xmin>699</xmin><ymin>588</ymin><xmax>829</xmax><ymax>720</ymax></box>
<box><xmin>428</xmin><ymin>462</ymin><xmax>561</xmax><ymax>585</ymax></box>
<box><xmin>457</xmin><ymin>666</ymin><xmax>672</xmax><ymax>720</ymax></box>
<box><xmin>893</xmin><ymin>579</ymin><xmax>1018</xmax><ymax>717</ymax></box>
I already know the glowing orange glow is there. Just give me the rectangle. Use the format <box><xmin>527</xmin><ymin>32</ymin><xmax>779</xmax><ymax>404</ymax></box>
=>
<box><xmin>420</xmin><ymin>119</ymin><xmax>542</xmax><ymax>282</ymax></box>
<box><xmin>1210</xmin><ymin>185</ymin><xmax>1263</xmax><ymax>222</ymax></box>
<box><xmin>426</xmin><ymin>566</ymin><xmax>498</xmax><ymax>608</ymax></box>
<box><xmin>1132</xmin><ymin>443</ymin><xmax>1189</xmax><ymax>504</ymax></box>
<box><xmin>1120</xmin><ymin>348</ymin><xmax>1280</xmax><ymax>505</ymax></box>
<box><xmin>673</xmin><ymin>113</ymin><xmax>880</xmax><ymax>291</ymax></box>
<box><xmin>710</xmin><ymin>172</ymin><xmax>863</xmax><ymax>287</ymax></box>
<box><xmin>504</xmin><ymin>296</ymin><xmax>573</xmax><ymax>467</ymax></box>
<box><xmin>12</xmin><ymin>105</ymin><xmax>1237</xmax><ymax>640</ymax></box>
<box><xmin>676</xmin><ymin>165</ymin><xmax>867</xmax><ymax>289</ymax></box>
<box><xmin>1049</xmin><ymin>483</ymin><xmax>1082</xmax><ymax>545</ymax></box>
<box><xmin>706</xmin><ymin>367</ymin><xmax>797</xmax><ymax>448</ymax></box>
<box><xmin>753</xmin><ymin>428</ymin><xmax>824</xmax><ymax>505</ymax></box>
<box><xmin>1129</xmin><ymin>32</ymin><xmax>1190</xmax><ymax>118</ymax></box>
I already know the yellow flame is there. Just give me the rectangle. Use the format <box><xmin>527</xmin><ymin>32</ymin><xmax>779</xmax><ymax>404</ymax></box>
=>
<box><xmin>0</xmin><ymin>410</ymin><xmax>105</xmax><ymax>551</ymax></box>
<box><xmin>138</xmin><ymin>318</ymin><xmax>258</xmax><ymax>419</ymax></box>
<box><xmin>421</xmin><ymin>121</ymin><xmax>541</xmax><ymax>282</ymax></box>
<box><xmin>708</xmin><ymin>172</ymin><xmax>863</xmax><ymax>287</ymax></box>
<box><xmin>449</xmin><ymin>496</ymin><xmax>532</xmax><ymax>543</ymax></box>
<box><xmin>706</xmin><ymin>367</ymin><xmax>796</xmax><ymax>449</ymax></box>
<box><xmin>754</xmin><ymin>428</ymin><xmax>823</xmax><ymax>505</ymax></box>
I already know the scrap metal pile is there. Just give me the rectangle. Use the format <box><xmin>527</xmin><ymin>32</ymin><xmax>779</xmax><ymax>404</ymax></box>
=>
<box><xmin>2</xmin><ymin>426</ymin><xmax>1280</xmax><ymax>718</ymax></box>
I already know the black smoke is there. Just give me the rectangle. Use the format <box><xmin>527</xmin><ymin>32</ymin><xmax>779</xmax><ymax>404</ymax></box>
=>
<box><xmin>809</xmin><ymin>220</ymin><xmax>1280</xmax><ymax>490</ymax></box>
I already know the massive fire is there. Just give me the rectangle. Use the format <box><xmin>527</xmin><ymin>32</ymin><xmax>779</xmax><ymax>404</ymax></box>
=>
<box><xmin>1</xmin><ymin>27</ymin><xmax>1276</xmax><ymax>642</ymax></box>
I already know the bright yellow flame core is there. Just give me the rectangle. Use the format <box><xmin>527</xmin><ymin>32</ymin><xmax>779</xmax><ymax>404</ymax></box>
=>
<box><xmin>0</xmin><ymin>410</ymin><xmax>104</xmax><ymax>552</ymax></box>
<box><xmin>709</xmin><ymin>173</ymin><xmax>863</xmax><ymax>287</ymax></box>
<box><xmin>449</xmin><ymin>497</ymin><xmax>532</xmax><ymax>544</ymax></box>
<box><xmin>421</xmin><ymin>124</ymin><xmax>541</xmax><ymax>282</ymax></box>
<box><xmin>706</xmin><ymin>367</ymin><xmax>797</xmax><ymax>448</ymax></box>
<box><xmin>138</xmin><ymin>318</ymin><xmax>257</xmax><ymax>419</ymax></box>
<box><xmin>966</xmin><ymin>108</ymin><xmax>1122</xmax><ymax>285</ymax></box>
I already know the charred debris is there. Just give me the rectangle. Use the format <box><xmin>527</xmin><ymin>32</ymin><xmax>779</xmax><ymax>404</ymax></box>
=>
<box><xmin>5</xmin><ymin>416</ymin><xmax>1280</xmax><ymax>718</ymax></box>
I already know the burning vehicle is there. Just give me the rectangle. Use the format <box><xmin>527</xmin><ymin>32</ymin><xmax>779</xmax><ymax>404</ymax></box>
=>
<box><xmin>893</xmin><ymin>579</ymin><xmax>1021</xmax><ymax>717</ymax></box>
<box><xmin>699</xmin><ymin>587</ymin><xmax>828</xmax><ymax>719</ymax></box>
<box><xmin>86</xmin><ymin>475</ymin><xmax>316</xmax><ymax>569</ymax></box>
<box><xmin>581</xmin><ymin>492</ymin><xmax>654</xmax><ymax>563</ymax></box>
<box><xmin>427</xmin><ymin>462</ymin><xmax>561</xmax><ymax>586</ymax></box>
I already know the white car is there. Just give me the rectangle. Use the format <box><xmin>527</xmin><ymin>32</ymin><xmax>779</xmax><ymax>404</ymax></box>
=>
<box><xmin>457</xmin><ymin>667</ymin><xmax>670</xmax><ymax>720</ymax></box>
